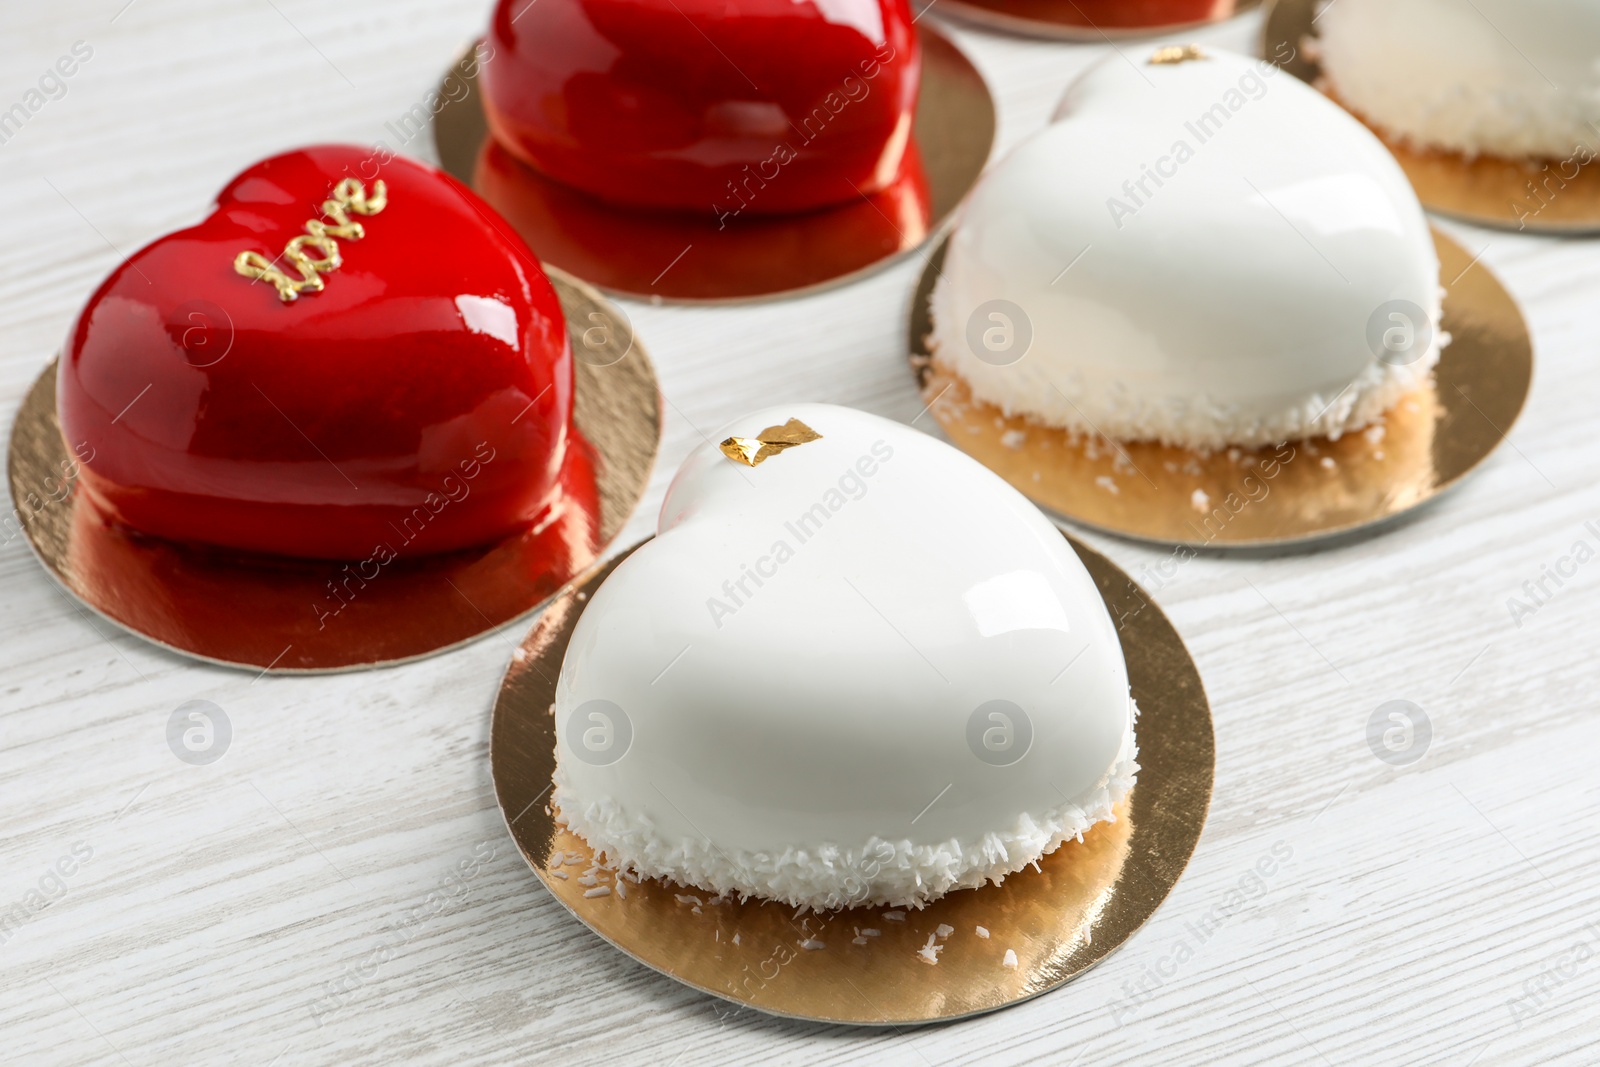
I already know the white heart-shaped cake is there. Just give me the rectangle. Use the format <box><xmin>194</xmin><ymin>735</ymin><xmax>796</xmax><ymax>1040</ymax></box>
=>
<box><xmin>929</xmin><ymin>47</ymin><xmax>1443</xmax><ymax>451</ymax></box>
<box><xmin>553</xmin><ymin>404</ymin><xmax>1137</xmax><ymax>910</ymax></box>
<box><xmin>1316</xmin><ymin>0</ymin><xmax>1600</xmax><ymax>161</ymax></box>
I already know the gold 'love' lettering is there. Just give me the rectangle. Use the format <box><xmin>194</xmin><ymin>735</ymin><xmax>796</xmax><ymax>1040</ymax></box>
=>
<box><xmin>233</xmin><ymin>178</ymin><xmax>389</xmax><ymax>303</ymax></box>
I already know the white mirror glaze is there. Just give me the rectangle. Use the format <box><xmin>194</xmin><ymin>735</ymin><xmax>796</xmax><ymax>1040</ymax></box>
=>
<box><xmin>928</xmin><ymin>48</ymin><xmax>1443</xmax><ymax>451</ymax></box>
<box><xmin>553</xmin><ymin>404</ymin><xmax>1136</xmax><ymax>910</ymax></box>
<box><xmin>1316</xmin><ymin>0</ymin><xmax>1600</xmax><ymax>160</ymax></box>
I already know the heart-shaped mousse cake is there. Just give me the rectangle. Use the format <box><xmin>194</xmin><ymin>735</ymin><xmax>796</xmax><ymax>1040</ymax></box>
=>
<box><xmin>929</xmin><ymin>47</ymin><xmax>1444</xmax><ymax>451</ymax></box>
<box><xmin>58</xmin><ymin>145</ymin><xmax>574</xmax><ymax>560</ymax></box>
<box><xmin>1315</xmin><ymin>0</ymin><xmax>1600</xmax><ymax>161</ymax></box>
<box><xmin>480</xmin><ymin>0</ymin><xmax>920</xmax><ymax>216</ymax></box>
<box><xmin>553</xmin><ymin>404</ymin><xmax>1138</xmax><ymax>910</ymax></box>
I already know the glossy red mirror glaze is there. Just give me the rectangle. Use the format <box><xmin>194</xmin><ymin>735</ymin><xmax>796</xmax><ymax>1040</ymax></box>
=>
<box><xmin>473</xmin><ymin>137</ymin><xmax>931</xmax><ymax>299</ymax></box>
<box><xmin>481</xmin><ymin>0</ymin><xmax>920</xmax><ymax>216</ymax></box>
<box><xmin>57</xmin><ymin>145</ymin><xmax>574</xmax><ymax>561</ymax></box>
<box><xmin>958</xmin><ymin>0</ymin><xmax>1233</xmax><ymax>28</ymax></box>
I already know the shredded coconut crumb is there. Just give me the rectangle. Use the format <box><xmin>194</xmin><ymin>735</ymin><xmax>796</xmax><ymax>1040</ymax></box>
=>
<box><xmin>1003</xmin><ymin>949</ymin><xmax>1018</xmax><ymax>969</ymax></box>
<box><xmin>883</xmin><ymin>911</ymin><xmax>906</xmax><ymax>922</ymax></box>
<box><xmin>799</xmin><ymin>939</ymin><xmax>826</xmax><ymax>951</ymax></box>
<box><xmin>553</xmin><ymin>723</ymin><xmax>1139</xmax><ymax>910</ymax></box>
<box><xmin>1190</xmin><ymin>489</ymin><xmax>1210</xmax><ymax>512</ymax></box>
<box><xmin>584</xmin><ymin>886</ymin><xmax>611</xmax><ymax>898</ymax></box>
<box><xmin>936</xmin><ymin>924</ymin><xmax>954</xmax><ymax>939</ymax></box>
<box><xmin>1094</xmin><ymin>475</ymin><xmax>1119</xmax><ymax>495</ymax></box>
<box><xmin>917</xmin><ymin>935</ymin><xmax>943</xmax><ymax>965</ymax></box>
<box><xmin>975</xmin><ymin>926</ymin><xmax>990</xmax><ymax>939</ymax></box>
<box><xmin>549</xmin><ymin>870</ymin><xmax>568</xmax><ymax>880</ymax></box>
<box><xmin>928</xmin><ymin>266</ymin><xmax>1443</xmax><ymax>451</ymax></box>
<box><xmin>1000</xmin><ymin>429</ymin><xmax>1026</xmax><ymax>450</ymax></box>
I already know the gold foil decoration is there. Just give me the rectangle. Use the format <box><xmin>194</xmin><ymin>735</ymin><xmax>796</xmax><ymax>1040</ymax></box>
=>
<box><xmin>234</xmin><ymin>178</ymin><xmax>389</xmax><ymax>303</ymax></box>
<box><xmin>719</xmin><ymin>418</ymin><xmax>822</xmax><ymax>467</ymax></box>
<box><xmin>1149</xmin><ymin>44</ymin><xmax>1207</xmax><ymax>65</ymax></box>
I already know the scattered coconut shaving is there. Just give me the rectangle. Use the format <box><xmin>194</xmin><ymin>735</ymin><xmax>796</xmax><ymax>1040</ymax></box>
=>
<box><xmin>928</xmin><ymin>267</ymin><xmax>1445</xmax><ymax>451</ymax></box>
<box><xmin>553</xmin><ymin>723</ymin><xmax>1140</xmax><ymax>911</ymax></box>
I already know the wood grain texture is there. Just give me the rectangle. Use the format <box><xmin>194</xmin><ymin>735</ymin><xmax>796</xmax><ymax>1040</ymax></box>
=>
<box><xmin>1</xmin><ymin>3</ymin><xmax>1596</xmax><ymax>1064</ymax></box>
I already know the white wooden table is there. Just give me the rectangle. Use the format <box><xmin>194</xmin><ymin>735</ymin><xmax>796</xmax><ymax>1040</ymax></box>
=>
<box><xmin>3</xmin><ymin>3</ymin><xmax>1595</xmax><ymax>1064</ymax></box>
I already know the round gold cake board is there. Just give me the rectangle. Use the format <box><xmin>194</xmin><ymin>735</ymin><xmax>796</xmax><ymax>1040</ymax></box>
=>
<box><xmin>490</xmin><ymin>536</ymin><xmax>1213</xmax><ymax>1026</ymax></box>
<box><xmin>7</xmin><ymin>269</ymin><xmax>660</xmax><ymax>673</ymax></box>
<box><xmin>908</xmin><ymin>229</ymin><xmax>1533</xmax><ymax>547</ymax></box>
<box><xmin>433</xmin><ymin>26</ymin><xmax>994</xmax><ymax>304</ymax></box>
<box><xmin>1262</xmin><ymin>0</ymin><xmax>1600</xmax><ymax>235</ymax></box>
<box><xmin>935</xmin><ymin>0</ymin><xmax>1260</xmax><ymax>41</ymax></box>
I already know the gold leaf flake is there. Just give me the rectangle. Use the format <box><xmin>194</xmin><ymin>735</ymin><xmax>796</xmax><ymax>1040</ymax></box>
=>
<box><xmin>1148</xmin><ymin>44</ymin><xmax>1207</xmax><ymax>66</ymax></box>
<box><xmin>719</xmin><ymin>418</ymin><xmax>823</xmax><ymax>467</ymax></box>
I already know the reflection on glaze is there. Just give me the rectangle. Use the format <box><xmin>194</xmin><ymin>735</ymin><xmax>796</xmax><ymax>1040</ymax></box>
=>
<box><xmin>471</xmin><ymin>135</ymin><xmax>932</xmax><ymax>299</ymax></box>
<box><xmin>965</xmin><ymin>0</ymin><xmax>1236</xmax><ymax>29</ymax></box>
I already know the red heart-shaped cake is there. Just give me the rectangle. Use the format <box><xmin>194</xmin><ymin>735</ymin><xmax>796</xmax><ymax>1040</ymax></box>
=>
<box><xmin>57</xmin><ymin>145</ymin><xmax>574</xmax><ymax>560</ymax></box>
<box><xmin>480</xmin><ymin>0</ymin><xmax>920</xmax><ymax>216</ymax></box>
